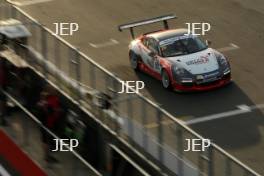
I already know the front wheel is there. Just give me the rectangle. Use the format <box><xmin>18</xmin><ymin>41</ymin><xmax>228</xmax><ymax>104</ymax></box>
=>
<box><xmin>161</xmin><ymin>70</ymin><xmax>171</xmax><ymax>89</ymax></box>
<box><xmin>129</xmin><ymin>51</ymin><xmax>139</xmax><ymax>70</ymax></box>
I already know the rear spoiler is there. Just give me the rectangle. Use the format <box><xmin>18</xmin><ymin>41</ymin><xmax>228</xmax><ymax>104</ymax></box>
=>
<box><xmin>118</xmin><ymin>14</ymin><xmax>177</xmax><ymax>39</ymax></box>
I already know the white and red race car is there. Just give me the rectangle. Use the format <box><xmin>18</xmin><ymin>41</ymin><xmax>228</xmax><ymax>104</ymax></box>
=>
<box><xmin>119</xmin><ymin>15</ymin><xmax>231</xmax><ymax>92</ymax></box>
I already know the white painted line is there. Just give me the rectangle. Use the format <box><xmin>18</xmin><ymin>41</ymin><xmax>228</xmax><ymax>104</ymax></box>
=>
<box><xmin>237</xmin><ymin>104</ymin><xmax>251</xmax><ymax>112</ymax></box>
<box><xmin>184</xmin><ymin>104</ymin><xmax>264</xmax><ymax>125</ymax></box>
<box><xmin>217</xmin><ymin>43</ymin><xmax>240</xmax><ymax>52</ymax></box>
<box><xmin>0</xmin><ymin>165</ymin><xmax>11</xmax><ymax>176</ymax></box>
<box><xmin>89</xmin><ymin>38</ymin><xmax>119</xmax><ymax>48</ymax></box>
<box><xmin>184</xmin><ymin>109</ymin><xmax>248</xmax><ymax>125</ymax></box>
<box><xmin>7</xmin><ymin>0</ymin><xmax>53</xmax><ymax>6</ymax></box>
<box><xmin>230</xmin><ymin>43</ymin><xmax>239</xmax><ymax>48</ymax></box>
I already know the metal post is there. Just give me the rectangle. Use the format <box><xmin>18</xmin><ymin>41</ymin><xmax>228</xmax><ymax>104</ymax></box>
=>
<box><xmin>4</xmin><ymin>4</ymin><xmax>8</xmax><ymax>19</ymax></box>
<box><xmin>72</xmin><ymin>153</ymin><xmax>78</xmax><ymax>176</ymax></box>
<box><xmin>74</xmin><ymin>49</ymin><xmax>81</xmax><ymax>104</ymax></box>
<box><xmin>8</xmin><ymin>3</ymin><xmax>12</xmax><ymax>19</ymax></box>
<box><xmin>176</xmin><ymin>126</ymin><xmax>184</xmax><ymax>176</ymax></box>
<box><xmin>198</xmin><ymin>151</ymin><xmax>204</xmax><ymax>176</ymax></box>
<box><xmin>90</xmin><ymin>62</ymin><xmax>96</xmax><ymax>89</ymax></box>
<box><xmin>208</xmin><ymin>145</ymin><xmax>214</xmax><ymax>176</ymax></box>
<box><xmin>68</xmin><ymin>47</ymin><xmax>73</xmax><ymax>79</ymax></box>
<box><xmin>105</xmin><ymin>144</ymin><xmax>113</xmax><ymax>174</ymax></box>
<box><xmin>98</xmin><ymin>119</ymin><xmax>106</xmax><ymax>172</ymax></box>
<box><xmin>23</xmin><ymin>24</ymin><xmax>32</xmax><ymax>65</ymax></box>
<box><xmin>225</xmin><ymin>158</ymin><xmax>231</xmax><ymax>176</ymax></box>
<box><xmin>0</xmin><ymin>5</ymin><xmax>2</xmax><ymax>20</ymax></box>
<box><xmin>112</xmin><ymin>78</ymin><xmax>120</xmax><ymax>135</ymax></box>
<box><xmin>163</xmin><ymin>20</ymin><xmax>169</xmax><ymax>29</ymax></box>
<box><xmin>41</xmin><ymin>27</ymin><xmax>48</xmax><ymax>78</ymax></box>
<box><xmin>157</xmin><ymin>108</ymin><xmax>164</xmax><ymax>164</ymax></box>
<box><xmin>11</xmin><ymin>5</ymin><xmax>17</xmax><ymax>19</ymax></box>
<box><xmin>22</xmin><ymin>114</ymin><xmax>30</xmax><ymax>147</ymax></box>
<box><xmin>141</xmin><ymin>100</ymin><xmax>148</xmax><ymax>150</ymax></box>
<box><xmin>54</xmin><ymin>33</ymin><xmax>61</xmax><ymax>88</ymax></box>
<box><xmin>243</xmin><ymin>170</ymin><xmax>251</xmax><ymax>176</ymax></box>
<box><xmin>68</xmin><ymin>47</ymin><xmax>81</xmax><ymax>103</ymax></box>
<box><xmin>129</xmin><ymin>27</ymin><xmax>135</xmax><ymax>39</ymax></box>
<box><xmin>30</xmin><ymin>23</ymin><xmax>37</xmax><ymax>57</ymax></box>
<box><xmin>127</xmin><ymin>97</ymin><xmax>134</xmax><ymax>145</ymax></box>
<box><xmin>104</xmin><ymin>73</ymin><xmax>108</xmax><ymax>94</ymax></box>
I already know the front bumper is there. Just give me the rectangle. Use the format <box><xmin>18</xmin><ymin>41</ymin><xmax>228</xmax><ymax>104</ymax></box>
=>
<box><xmin>171</xmin><ymin>73</ymin><xmax>231</xmax><ymax>92</ymax></box>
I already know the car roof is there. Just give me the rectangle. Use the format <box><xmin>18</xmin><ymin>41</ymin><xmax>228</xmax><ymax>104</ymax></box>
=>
<box><xmin>146</xmin><ymin>28</ymin><xmax>189</xmax><ymax>42</ymax></box>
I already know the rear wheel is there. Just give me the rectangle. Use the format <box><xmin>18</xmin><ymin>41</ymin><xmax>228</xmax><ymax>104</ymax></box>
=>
<box><xmin>161</xmin><ymin>70</ymin><xmax>171</xmax><ymax>89</ymax></box>
<box><xmin>129</xmin><ymin>51</ymin><xmax>139</xmax><ymax>70</ymax></box>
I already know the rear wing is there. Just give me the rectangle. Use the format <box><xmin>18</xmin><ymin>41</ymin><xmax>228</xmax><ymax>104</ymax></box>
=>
<box><xmin>118</xmin><ymin>14</ymin><xmax>177</xmax><ymax>39</ymax></box>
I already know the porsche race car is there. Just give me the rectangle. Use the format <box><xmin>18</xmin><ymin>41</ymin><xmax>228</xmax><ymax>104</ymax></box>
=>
<box><xmin>118</xmin><ymin>15</ymin><xmax>231</xmax><ymax>92</ymax></box>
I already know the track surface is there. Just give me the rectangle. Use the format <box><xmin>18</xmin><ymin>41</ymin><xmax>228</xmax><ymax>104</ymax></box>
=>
<box><xmin>7</xmin><ymin>0</ymin><xmax>264</xmax><ymax>174</ymax></box>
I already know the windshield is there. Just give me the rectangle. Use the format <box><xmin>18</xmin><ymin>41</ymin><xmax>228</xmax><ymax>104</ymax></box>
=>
<box><xmin>160</xmin><ymin>36</ymin><xmax>207</xmax><ymax>57</ymax></box>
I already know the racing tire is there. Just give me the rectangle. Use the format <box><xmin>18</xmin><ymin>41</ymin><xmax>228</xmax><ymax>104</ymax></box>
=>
<box><xmin>161</xmin><ymin>70</ymin><xmax>172</xmax><ymax>89</ymax></box>
<box><xmin>129</xmin><ymin>51</ymin><xmax>140</xmax><ymax>70</ymax></box>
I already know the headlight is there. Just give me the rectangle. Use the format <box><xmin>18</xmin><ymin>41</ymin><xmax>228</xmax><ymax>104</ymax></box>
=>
<box><xmin>174</xmin><ymin>66</ymin><xmax>186</xmax><ymax>75</ymax></box>
<box><xmin>219</xmin><ymin>56</ymin><xmax>228</xmax><ymax>65</ymax></box>
<box><xmin>215</xmin><ymin>53</ymin><xmax>230</xmax><ymax>73</ymax></box>
<box><xmin>171</xmin><ymin>65</ymin><xmax>193</xmax><ymax>81</ymax></box>
<box><xmin>216</xmin><ymin>53</ymin><xmax>228</xmax><ymax>66</ymax></box>
<box><xmin>172</xmin><ymin>65</ymin><xmax>186</xmax><ymax>75</ymax></box>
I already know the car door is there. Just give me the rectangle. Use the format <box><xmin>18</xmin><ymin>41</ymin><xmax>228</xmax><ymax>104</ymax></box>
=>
<box><xmin>140</xmin><ymin>37</ymin><xmax>161</xmax><ymax>73</ymax></box>
<box><xmin>150</xmin><ymin>39</ymin><xmax>162</xmax><ymax>73</ymax></box>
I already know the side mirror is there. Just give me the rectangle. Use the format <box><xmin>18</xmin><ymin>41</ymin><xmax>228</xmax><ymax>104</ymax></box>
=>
<box><xmin>206</xmin><ymin>40</ymin><xmax>212</xmax><ymax>46</ymax></box>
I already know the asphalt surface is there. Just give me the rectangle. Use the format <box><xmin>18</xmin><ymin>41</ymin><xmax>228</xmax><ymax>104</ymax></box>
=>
<box><xmin>4</xmin><ymin>0</ymin><xmax>264</xmax><ymax>174</ymax></box>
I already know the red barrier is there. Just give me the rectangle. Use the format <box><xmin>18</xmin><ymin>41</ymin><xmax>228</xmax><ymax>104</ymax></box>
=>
<box><xmin>0</xmin><ymin>129</ymin><xmax>47</xmax><ymax>176</ymax></box>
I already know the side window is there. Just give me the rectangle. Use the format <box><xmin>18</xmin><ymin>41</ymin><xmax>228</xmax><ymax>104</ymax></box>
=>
<box><xmin>142</xmin><ymin>37</ymin><xmax>149</xmax><ymax>47</ymax></box>
<box><xmin>148</xmin><ymin>39</ymin><xmax>159</xmax><ymax>54</ymax></box>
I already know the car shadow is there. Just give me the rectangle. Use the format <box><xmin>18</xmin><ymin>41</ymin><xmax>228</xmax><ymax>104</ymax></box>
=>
<box><xmin>134</xmin><ymin>70</ymin><xmax>264</xmax><ymax>149</ymax></box>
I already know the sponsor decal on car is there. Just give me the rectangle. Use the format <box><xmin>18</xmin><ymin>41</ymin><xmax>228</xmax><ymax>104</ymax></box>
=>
<box><xmin>203</xmin><ymin>71</ymin><xmax>219</xmax><ymax>79</ymax></box>
<box><xmin>186</xmin><ymin>55</ymin><xmax>209</xmax><ymax>65</ymax></box>
<box><xmin>196</xmin><ymin>70</ymin><xmax>220</xmax><ymax>83</ymax></box>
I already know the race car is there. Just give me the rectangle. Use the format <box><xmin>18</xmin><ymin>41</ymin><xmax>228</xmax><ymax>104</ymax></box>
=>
<box><xmin>118</xmin><ymin>15</ymin><xmax>231</xmax><ymax>92</ymax></box>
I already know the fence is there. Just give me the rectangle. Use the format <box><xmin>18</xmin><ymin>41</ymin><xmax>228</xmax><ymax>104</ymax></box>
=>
<box><xmin>1</xmin><ymin>91</ymin><xmax>102</xmax><ymax>176</ymax></box>
<box><xmin>0</xmin><ymin>2</ymin><xmax>261</xmax><ymax>176</ymax></box>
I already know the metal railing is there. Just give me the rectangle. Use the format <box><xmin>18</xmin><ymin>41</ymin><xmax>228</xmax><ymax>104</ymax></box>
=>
<box><xmin>0</xmin><ymin>2</ymin><xmax>261</xmax><ymax>176</ymax></box>
<box><xmin>1</xmin><ymin>90</ymin><xmax>102</xmax><ymax>176</ymax></box>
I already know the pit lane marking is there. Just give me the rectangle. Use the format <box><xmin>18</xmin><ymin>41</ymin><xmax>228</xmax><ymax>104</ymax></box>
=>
<box><xmin>0</xmin><ymin>165</ymin><xmax>11</xmax><ymax>176</ymax></box>
<box><xmin>89</xmin><ymin>39</ymin><xmax>119</xmax><ymax>48</ymax></box>
<box><xmin>7</xmin><ymin>0</ymin><xmax>53</xmax><ymax>6</ymax></box>
<box><xmin>237</xmin><ymin>104</ymin><xmax>252</xmax><ymax>111</ymax></box>
<box><xmin>184</xmin><ymin>104</ymin><xmax>264</xmax><ymax>125</ymax></box>
<box><xmin>217</xmin><ymin>43</ymin><xmax>240</xmax><ymax>52</ymax></box>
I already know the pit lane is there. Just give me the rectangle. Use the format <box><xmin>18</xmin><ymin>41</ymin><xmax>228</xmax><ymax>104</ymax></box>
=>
<box><xmin>7</xmin><ymin>0</ymin><xmax>264</xmax><ymax>174</ymax></box>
